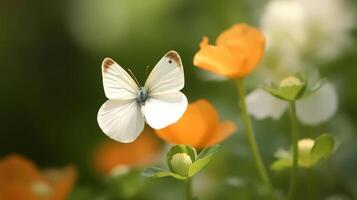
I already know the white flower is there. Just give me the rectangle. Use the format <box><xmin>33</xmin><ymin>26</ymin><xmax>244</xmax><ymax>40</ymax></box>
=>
<box><xmin>246</xmin><ymin>88</ymin><xmax>287</xmax><ymax>120</ymax></box>
<box><xmin>261</xmin><ymin>0</ymin><xmax>354</xmax><ymax>70</ymax></box>
<box><xmin>296</xmin><ymin>82</ymin><xmax>338</xmax><ymax>125</ymax></box>
<box><xmin>246</xmin><ymin>82</ymin><xmax>338</xmax><ymax>125</ymax></box>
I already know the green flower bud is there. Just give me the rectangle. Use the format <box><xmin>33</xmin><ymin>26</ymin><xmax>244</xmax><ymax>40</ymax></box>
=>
<box><xmin>170</xmin><ymin>153</ymin><xmax>192</xmax><ymax>176</ymax></box>
<box><xmin>264</xmin><ymin>75</ymin><xmax>307</xmax><ymax>101</ymax></box>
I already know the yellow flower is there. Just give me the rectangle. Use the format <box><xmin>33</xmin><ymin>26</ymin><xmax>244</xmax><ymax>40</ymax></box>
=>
<box><xmin>0</xmin><ymin>154</ymin><xmax>76</xmax><ymax>200</ymax></box>
<box><xmin>93</xmin><ymin>128</ymin><xmax>160</xmax><ymax>175</ymax></box>
<box><xmin>155</xmin><ymin>99</ymin><xmax>236</xmax><ymax>148</ymax></box>
<box><xmin>193</xmin><ymin>23</ymin><xmax>265</xmax><ymax>78</ymax></box>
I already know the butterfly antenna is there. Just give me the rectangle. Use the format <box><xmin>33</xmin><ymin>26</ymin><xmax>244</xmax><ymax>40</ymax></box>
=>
<box><xmin>127</xmin><ymin>68</ymin><xmax>141</xmax><ymax>86</ymax></box>
<box><xmin>145</xmin><ymin>65</ymin><xmax>150</xmax><ymax>80</ymax></box>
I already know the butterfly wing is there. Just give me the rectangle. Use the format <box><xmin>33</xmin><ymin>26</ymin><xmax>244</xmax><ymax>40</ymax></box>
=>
<box><xmin>144</xmin><ymin>51</ymin><xmax>188</xmax><ymax>129</ymax></box>
<box><xmin>101</xmin><ymin>58</ymin><xmax>139</xmax><ymax>100</ymax></box>
<box><xmin>144</xmin><ymin>92</ymin><xmax>187</xmax><ymax>129</ymax></box>
<box><xmin>97</xmin><ymin>99</ymin><xmax>145</xmax><ymax>143</ymax></box>
<box><xmin>144</xmin><ymin>51</ymin><xmax>184</xmax><ymax>96</ymax></box>
<box><xmin>99</xmin><ymin>58</ymin><xmax>143</xmax><ymax>143</ymax></box>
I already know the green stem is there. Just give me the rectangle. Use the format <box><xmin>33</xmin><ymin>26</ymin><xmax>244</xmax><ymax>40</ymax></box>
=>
<box><xmin>288</xmin><ymin>101</ymin><xmax>299</xmax><ymax>200</ymax></box>
<box><xmin>186</xmin><ymin>178</ymin><xmax>193</xmax><ymax>200</ymax></box>
<box><xmin>236</xmin><ymin>78</ymin><xmax>275</xmax><ymax>199</ymax></box>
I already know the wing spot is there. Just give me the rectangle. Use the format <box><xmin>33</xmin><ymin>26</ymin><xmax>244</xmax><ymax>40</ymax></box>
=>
<box><xmin>102</xmin><ymin>58</ymin><xmax>115</xmax><ymax>72</ymax></box>
<box><xmin>165</xmin><ymin>51</ymin><xmax>181</xmax><ymax>66</ymax></box>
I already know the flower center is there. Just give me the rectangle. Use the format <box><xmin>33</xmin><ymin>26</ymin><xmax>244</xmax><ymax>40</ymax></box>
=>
<box><xmin>279</xmin><ymin>76</ymin><xmax>302</xmax><ymax>88</ymax></box>
<box><xmin>31</xmin><ymin>181</ymin><xmax>53</xmax><ymax>197</ymax></box>
<box><xmin>137</xmin><ymin>87</ymin><xmax>148</xmax><ymax>104</ymax></box>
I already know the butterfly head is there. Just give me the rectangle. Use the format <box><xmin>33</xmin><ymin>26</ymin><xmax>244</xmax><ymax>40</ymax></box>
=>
<box><xmin>137</xmin><ymin>87</ymin><xmax>148</xmax><ymax>105</ymax></box>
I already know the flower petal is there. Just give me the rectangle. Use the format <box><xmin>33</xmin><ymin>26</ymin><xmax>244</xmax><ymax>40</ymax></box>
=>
<box><xmin>202</xmin><ymin>121</ymin><xmax>236</xmax><ymax>148</ymax></box>
<box><xmin>246</xmin><ymin>89</ymin><xmax>288</xmax><ymax>120</ymax></box>
<box><xmin>193</xmin><ymin>38</ymin><xmax>240</xmax><ymax>77</ymax></box>
<box><xmin>93</xmin><ymin>129</ymin><xmax>160</xmax><ymax>174</ymax></box>
<box><xmin>155</xmin><ymin>100</ymin><xmax>233</xmax><ymax>148</ymax></box>
<box><xmin>44</xmin><ymin>166</ymin><xmax>77</xmax><ymax>200</ymax></box>
<box><xmin>216</xmin><ymin>24</ymin><xmax>265</xmax><ymax>76</ymax></box>
<box><xmin>296</xmin><ymin>82</ymin><xmax>338</xmax><ymax>125</ymax></box>
<box><xmin>155</xmin><ymin>100</ymin><xmax>218</xmax><ymax>147</ymax></box>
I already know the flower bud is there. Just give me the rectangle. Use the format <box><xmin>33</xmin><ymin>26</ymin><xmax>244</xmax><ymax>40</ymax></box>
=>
<box><xmin>298</xmin><ymin>138</ymin><xmax>315</xmax><ymax>167</ymax></box>
<box><xmin>279</xmin><ymin>76</ymin><xmax>302</xmax><ymax>88</ymax></box>
<box><xmin>170</xmin><ymin>153</ymin><xmax>192</xmax><ymax>176</ymax></box>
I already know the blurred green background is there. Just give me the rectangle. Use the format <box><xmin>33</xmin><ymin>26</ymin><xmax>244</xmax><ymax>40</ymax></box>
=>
<box><xmin>1</xmin><ymin>0</ymin><xmax>357</xmax><ymax>199</ymax></box>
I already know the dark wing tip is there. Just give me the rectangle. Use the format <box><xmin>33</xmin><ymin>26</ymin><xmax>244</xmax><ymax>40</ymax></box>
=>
<box><xmin>165</xmin><ymin>50</ymin><xmax>182</xmax><ymax>67</ymax></box>
<box><xmin>102</xmin><ymin>57</ymin><xmax>116</xmax><ymax>72</ymax></box>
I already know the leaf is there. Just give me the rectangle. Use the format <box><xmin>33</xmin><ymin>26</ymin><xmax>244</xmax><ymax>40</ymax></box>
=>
<box><xmin>302</xmin><ymin>78</ymin><xmax>326</xmax><ymax>98</ymax></box>
<box><xmin>263</xmin><ymin>81</ymin><xmax>307</xmax><ymax>102</ymax></box>
<box><xmin>188</xmin><ymin>145</ymin><xmax>219</xmax><ymax>177</ymax></box>
<box><xmin>310</xmin><ymin>134</ymin><xmax>335</xmax><ymax>162</ymax></box>
<box><xmin>167</xmin><ymin>145</ymin><xmax>197</xmax><ymax>171</ymax></box>
<box><xmin>142</xmin><ymin>167</ymin><xmax>186</xmax><ymax>180</ymax></box>
<box><xmin>188</xmin><ymin>154</ymin><xmax>213</xmax><ymax>177</ymax></box>
<box><xmin>197</xmin><ymin>144</ymin><xmax>220</xmax><ymax>159</ymax></box>
<box><xmin>270</xmin><ymin>159</ymin><xmax>292</xmax><ymax>171</ymax></box>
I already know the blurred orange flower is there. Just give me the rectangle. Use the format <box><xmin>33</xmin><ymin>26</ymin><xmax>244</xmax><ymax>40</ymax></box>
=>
<box><xmin>155</xmin><ymin>99</ymin><xmax>237</xmax><ymax>149</ymax></box>
<box><xmin>193</xmin><ymin>23</ymin><xmax>265</xmax><ymax>78</ymax></box>
<box><xmin>93</xmin><ymin>128</ymin><xmax>160</xmax><ymax>175</ymax></box>
<box><xmin>0</xmin><ymin>154</ymin><xmax>76</xmax><ymax>200</ymax></box>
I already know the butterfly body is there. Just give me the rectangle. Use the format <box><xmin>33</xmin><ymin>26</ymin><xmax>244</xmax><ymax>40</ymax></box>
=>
<box><xmin>137</xmin><ymin>87</ymin><xmax>148</xmax><ymax>104</ymax></box>
<box><xmin>98</xmin><ymin>51</ymin><xmax>188</xmax><ymax>143</ymax></box>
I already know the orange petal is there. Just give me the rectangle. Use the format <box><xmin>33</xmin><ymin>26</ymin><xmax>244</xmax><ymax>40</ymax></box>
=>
<box><xmin>199</xmin><ymin>36</ymin><xmax>209</xmax><ymax>48</ymax></box>
<box><xmin>215</xmin><ymin>23</ymin><xmax>266</xmax><ymax>77</ymax></box>
<box><xmin>155</xmin><ymin>100</ymin><xmax>235</xmax><ymax>149</ymax></box>
<box><xmin>202</xmin><ymin>121</ymin><xmax>237</xmax><ymax>148</ymax></box>
<box><xmin>155</xmin><ymin>100</ymin><xmax>218</xmax><ymax>147</ymax></box>
<box><xmin>194</xmin><ymin>38</ymin><xmax>241</xmax><ymax>77</ymax></box>
<box><xmin>0</xmin><ymin>155</ymin><xmax>52</xmax><ymax>200</ymax></box>
<box><xmin>216</xmin><ymin>24</ymin><xmax>248</xmax><ymax>46</ymax></box>
<box><xmin>93</xmin><ymin>128</ymin><xmax>160</xmax><ymax>174</ymax></box>
<box><xmin>0</xmin><ymin>154</ymin><xmax>41</xmax><ymax>185</ymax></box>
<box><xmin>44</xmin><ymin>166</ymin><xmax>77</xmax><ymax>200</ymax></box>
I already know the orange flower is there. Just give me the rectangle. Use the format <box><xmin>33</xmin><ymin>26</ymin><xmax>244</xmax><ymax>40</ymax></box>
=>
<box><xmin>0</xmin><ymin>154</ymin><xmax>76</xmax><ymax>200</ymax></box>
<box><xmin>155</xmin><ymin>99</ymin><xmax>237</xmax><ymax>149</ymax></box>
<box><xmin>193</xmin><ymin>23</ymin><xmax>265</xmax><ymax>78</ymax></box>
<box><xmin>93</xmin><ymin>128</ymin><xmax>160</xmax><ymax>175</ymax></box>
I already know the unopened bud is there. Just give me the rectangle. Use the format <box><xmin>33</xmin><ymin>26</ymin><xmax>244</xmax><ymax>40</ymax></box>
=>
<box><xmin>170</xmin><ymin>153</ymin><xmax>192</xmax><ymax>176</ymax></box>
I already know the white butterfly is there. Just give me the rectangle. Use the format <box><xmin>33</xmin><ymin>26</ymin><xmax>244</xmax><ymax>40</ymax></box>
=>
<box><xmin>97</xmin><ymin>51</ymin><xmax>188</xmax><ymax>143</ymax></box>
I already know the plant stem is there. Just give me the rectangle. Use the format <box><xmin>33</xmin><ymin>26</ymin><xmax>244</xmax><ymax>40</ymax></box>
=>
<box><xmin>236</xmin><ymin>78</ymin><xmax>275</xmax><ymax>199</ymax></box>
<box><xmin>186</xmin><ymin>178</ymin><xmax>193</xmax><ymax>200</ymax></box>
<box><xmin>288</xmin><ymin>101</ymin><xmax>299</xmax><ymax>200</ymax></box>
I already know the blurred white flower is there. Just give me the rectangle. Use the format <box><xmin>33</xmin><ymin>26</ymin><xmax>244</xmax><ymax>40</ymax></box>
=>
<box><xmin>254</xmin><ymin>0</ymin><xmax>349</xmax><ymax>125</ymax></box>
<box><xmin>246</xmin><ymin>82</ymin><xmax>338</xmax><ymax>125</ymax></box>
<box><xmin>246</xmin><ymin>88</ymin><xmax>288</xmax><ymax>120</ymax></box>
<box><xmin>261</xmin><ymin>0</ymin><xmax>355</xmax><ymax>71</ymax></box>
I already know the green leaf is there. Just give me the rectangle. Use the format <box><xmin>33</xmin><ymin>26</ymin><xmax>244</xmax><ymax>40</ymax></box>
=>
<box><xmin>197</xmin><ymin>144</ymin><xmax>220</xmax><ymax>159</ymax></box>
<box><xmin>270</xmin><ymin>159</ymin><xmax>292</xmax><ymax>171</ymax></box>
<box><xmin>264</xmin><ymin>84</ymin><xmax>306</xmax><ymax>102</ymax></box>
<box><xmin>142</xmin><ymin>167</ymin><xmax>186</xmax><ymax>180</ymax></box>
<box><xmin>167</xmin><ymin>145</ymin><xmax>197</xmax><ymax>171</ymax></box>
<box><xmin>311</xmin><ymin>134</ymin><xmax>335</xmax><ymax>162</ymax></box>
<box><xmin>302</xmin><ymin>78</ymin><xmax>326</xmax><ymax>98</ymax></box>
<box><xmin>188</xmin><ymin>145</ymin><xmax>219</xmax><ymax>177</ymax></box>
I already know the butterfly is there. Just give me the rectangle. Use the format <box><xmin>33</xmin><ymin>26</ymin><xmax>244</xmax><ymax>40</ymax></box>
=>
<box><xmin>97</xmin><ymin>51</ymin><xmax>188</xmax><ymax>143</ymax></box>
